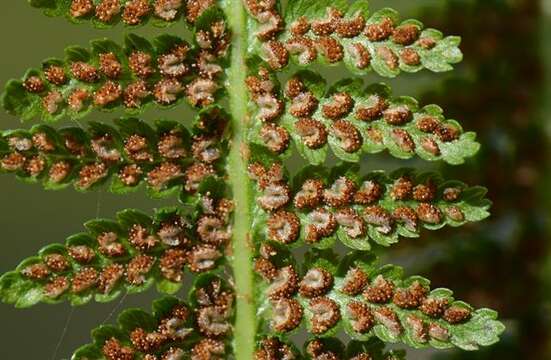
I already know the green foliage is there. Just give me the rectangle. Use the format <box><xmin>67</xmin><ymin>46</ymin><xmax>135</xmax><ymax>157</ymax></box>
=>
<box><xmin>248</xmin><ymin>161</ymin><xmax>490</xmax><ymax>250</ymax></box>
<box><xmin>246</xmin><ymin>0</ymin><xmax>462</xmax><ymax>75</ymax></box>
<box><xmin>71</xmin><ymin>273</ymin><xmax>233</xmax><ymax>360</ymax></box>
<box><xmin>0</xmin><ymin>108</ymin><xmax>228</xmax><ymax>197</ymax></box>
<box><xmin>247</xmin><ymin>70</ymin><xmax>479</xmax><ymax>165</ymax></box>
<box><xmin>2</xmin><ymin>30</ymin><xmax>228</xmax><ymax>121</ymax></box>
<box><xmin>29</xmin><ymin>0</ymin><xmax>194</xmax><ymax>28</ymax></box>
<box><xmin>0</xmin><ymin>206</ymin><xmax>231</xmax><ymax>307</ymax></box>
<box><xmin>255</xmin><ymin>337</ymin><xmax>406</xmax><ymax>359</ymax></box>
<box><xmin>0</xmin><ymin>0</ymin><xmax>505</xmax><ymax>359</ymax></box>
<box><xmin>255</xmin><ymin>250</ymin><xmax>504</xmax><ymax>351</ymax></box>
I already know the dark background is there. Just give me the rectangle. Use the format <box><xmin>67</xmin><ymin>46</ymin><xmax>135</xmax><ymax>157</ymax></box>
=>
<box><xmin>0</xmin><ymin>0</ymin><xmax>550</xmax><ymax>358</ymax></box>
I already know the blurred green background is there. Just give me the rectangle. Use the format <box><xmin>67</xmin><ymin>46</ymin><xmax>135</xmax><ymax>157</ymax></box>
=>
<box><xmin>1</xmin><ymin>0</ymin><xmax>550</xmax><ymax>358</ymax></box>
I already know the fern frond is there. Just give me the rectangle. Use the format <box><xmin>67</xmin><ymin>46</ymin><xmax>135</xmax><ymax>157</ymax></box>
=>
<box><xmin>2</xmin><ymin>28</ymin><xmax>229</xmax><ymax>121</ymax></box>
<box><xmin>246</xmin><ymin>69</ymin><xmax>479</xmax><ymax>165</ymax></box>
<box><xmin>245</xmin><ymin>0</ymin><xmax>462</xmax><ymax>75</ymax></box>
<box><xmin>254</xmin><ymin>249</ymin><xmax>505</xmax><ymax>351</ymax></box>
<box><xmin>248</xmin><ymin>159</ymin><xmax>490</xmax><ymax>250</ymax></box>
<box><xmin>70</xmin><ymin>273</ymin><xmax>233</xmax><ymax>359</ymax></box>
<box><xmin>0</xmin><ymin>108</ymin><xmax>227</xmax><ymax>197</ymax></box>
<box><xmin>0</xmin><ymin>204</ymin><xmax>232</xmax><ymax>307</ymax></box>
<box><xmin>0</xmin><ymin>1</ymin><xmax>506</xmax><ymax>358</ymax></box>
<box><xmin>29</xmin><ymin>0</ymin><xmax>217</xmax><ymax>29</ymax></box>
<box><xmin>255</xmin><ymin>337</ymin><xmax>405</xmax><ymax>359</ymax></box>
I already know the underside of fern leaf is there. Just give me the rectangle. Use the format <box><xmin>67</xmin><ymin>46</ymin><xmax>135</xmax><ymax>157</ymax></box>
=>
<box><xmin>0</xmin><ymin>107</ymin><xmax>228</xmax><ymax>197</ymax></box>
<box><xmin>247</xmin><ymin>0</ymin><xmax>462</xmax><ymax>75</ymax></box>
<box><xmin>2</xmin><ymin>28</ymin><xmax>229</xmax><ymax>121</ymax></box>
<box><xmin>254</xmin><ymin>250</ymin><xmax>503</xmax><ymax>351</ymax></box>
<box><xmin>246</xmin><ymin>69</ymin><xmax>479</xmax><ymax>165</ymax></box>
<box><xmin>71</xmin><ymin>273</ymin><xmax>235</xmax><ymax>359</ymax></box>
<box><xmin>0</xmin><ymin>204</ymin><xmax>232</xmax><ymax>307</ymax></box>
<box><xmin>248</xmin><ymin>158</ymin><xmax>490</xmax><ymax>250</ymax></box>
<box><xmin>0</xmin><ymin>0</ymin><xmax>505</xmax><ymax>359</ymax></box>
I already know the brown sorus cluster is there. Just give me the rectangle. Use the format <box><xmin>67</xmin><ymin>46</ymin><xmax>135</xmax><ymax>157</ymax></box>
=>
<box><xmin>289</xmin><ymin>91</ymin><xmax>318</xmax><ymax>118</ymax></box>
<box><xmin>305</xmin><ymin>207</ymin><xmax>337</xmax><ymax>243</ymax></box>
<box><xmin>126</xmin><ymin>255</ymin><xmax>154</xmax><ymax>285</ymax></box>
<box><xmin>356</xmin><ymin>94</ymin><xmax>389</xmax><ymax>121</ymax></box>
<box><xmin>255</xmin><ymin>337</ymin><xmax>296</xmax><ymax>360</ymax></box>
<box><xmin>277</xmin><ymin>76</ymin><xmax>463</xmax><ymax>157</ymax></box>
<box><xmin>248</xmin><ymin>162</ymin><xmax>290</xmax><ymax>211</ymax></box>
<box><xmin>186</xmin><ymin>244</ymin><xmax>221</xmax><ymax>274</ymax></box>
<box><xmin>21</xmin><ymin>263</ymin><xmax>49</xmax><ymax>280</ymax></box>
<box><xmin>123</xmin><ymin>80</ymin><xmax>150</xmax><ymax>108</ymax></box>
<box><xmin>266</xmin><ymin>210</ymin><xmax>301</xmax><ymax>244</ymax></box>
<box><xmin>322</xmin><ymin>92</ymin><xmax>354</xmax><ymax>120</ymax></box>
<box><xmin>195</xmin><ymin>20</ymin><xmax>231</xmax><ymax>59</ymax></box>
<box><xmin>306</xmin><ymin>339</ymin><xmax>378</xmax><ymax>360</ymax></box>
<box><xmin>363</xmin><ymin>205</ymin><xmax>393</xmax><ymax>235</ymax></box>
<box><xmin>183</xmin><ymin>76</ymin><xmax>218</xmax><ymax>108</ymax></box>
<box><xmin>245</xmin><ymin>162</ymin><xmax>468</xmax><ymax>245</ymax></box>
<box><xmin>186</xmin><ymin>0</ymin><xmax>215</xmax><ymax>23</ymax></box>
<box><xmin>332</xmin><ymin>119</ymin><xmax>362</xmax><ymax>152</ymax></box>
<box><xmin>295</xmin><ymin>118</ymin><xmax>328</xmax><ymax>149</ymax></box>
<box><xmin>68</xmin><ymin>245</ymin><xmax>96</xmax><ymax>264</ymax></box>
<box><xmin>285</xmin><ymin>36</ymin><xmax>317</xmax><ymax>65</ymax></box>
<box><xmin>190</xmin><ymin>338</ymin><xmax>225</xmax><ymax>360</ymax></box>
<box><xmin>393</xmin><ymin>281</ymin><xmax>429</xmax><ymax>308</ymax></box>
<box><xmin>197</xmin><ymin>215</ymin><xmax>232</xmax><ymax>245</ymax></box>
<box><xmin>256</xmin><ymin>6</ymin><xmax>441</xmax><ymax>71</ymax></box>
<box><xmin>194</xmin><ymin>277</ymin><xmax>234</xmax><ymax>336</ymax></box>
<box><xmin>71</xmin><ymin>62</ymin><xmax>99</xmax><ymax>83</ymax></box>
<box><xmin>154</xmin><ymin>0</ymin><xmax>183</xmax><ymax>22</ymax></box>
<box><xmin>294</xmin><ymin>179</ymin><xmax>324</xmax><ymax>209</ymax></box>
<box><xmin>1</xmin><ymin>116</ymin><xmax>227</xmax><ymax>195</ymax></box>
<box><xmin>99</xmin><ymin>278</ymin><xmax>231</xmax><ymax>360</ymax></box>
<box><xmin>16</xmin><ymin>202</ymin><xmax>232</xmax><ymax>302</ymax></box>
<box><xmin>43</xmin><ymin>253</ymin><xmax>70</xmax><ymax>272</ymax></box>
<box><xmin>310</xmin><ymin>296</ymin><xmax>341</xmax><ymax>334</ymax></box>
<box><xmin>23</xmin><ymin>76</ymin><xmax>44</xmax><ymax>93</ymax></box>
<box><xmin>258</xmin><ymin>257</ymin><xmax>472</xmax><ymax>339</ymax></box>
<box><xmin>98</xmin><ymin>264</ymin><xmax>125</xmax><ymax>294</ymax></box>
<box><xmin>122</xmin><ymin>0</ymin><xmax>150</xmax><ymax>25</ymax></box>
<box><xmin>262</xmin><ymin>40</ymin><xmax>289</xmax><ymax>70</ymax></box>
<box><xmin>69</xmin><ymin>0</ymin><xmax>211</xmax><ymax>25</ymax></box>
<box><xmin>102</xmin><ymin>338</ymin><xmax>134</xmax><ymax>360</ymax></box>
<box><xmin>266</xmin><ymin>266</ymin><xmax>299</xmax><ymax>300</ymax></box>
<box><xmin>22</xmin><ymin>32</ymin><xmax>228</xmax><ymax>114</ymax></box>
<box><xmin>340</xmin><ymin>267</ymin><xmax>369</xmax><ymax>296</ymax></box>
<box><xmin>306</xmin><ymin>339</ymin><xmax>339</xmax><ymax>360</ymax></box>
<box><xmin>129</xmin><ymin>51</ymin><xmax>154</xmax><ymax>78</ymax></box>
<box><xmin>259</xmin><ymin>123</ymin><xmax>290</xmax><ymax>154</ymax></box>
<box><xmin>94</xmin><ymin>81</ymin><xmax>122</xmax><ymax>106</ymax></box>
<box><xmin>348</xmin><ymin>301</ymin><xmax>375</xmax><ymax>333</ymax></box>
<box><xmin>246</xmin><ymin>67</ymin><xmax>286</xmax><ymax>129</ymax></box>
<box><xmin>282</xmin><ymin>77</ymin><xmax>327</xmax><ymax>150</ymax></box>
<box><xmin>244</xmin><ymin>0</ymin><xmax>284</xmax><ymax>41</ymax></box>
<box><xmin>246</xmin><ymin>163</ymin><xmax>296</xmax><ymax>244</ymax></box>
<box><xmin>99</xmin><ymin>52</ymin><xmax>122</xmax><ymax>79</ymax></box>
<box><xmin>72</xmin><ymin>267</ymin><xmax>99</xmax><ymax>293</ymax></box>
<box><xmin>271</xmin><ymin>298</ymin><xmax>303</xmax><ymax>332</ymax></box>
<box><xmin>254</xmin><ymin>257</ymin><xmax>278</xmax><ymax>281</ymax></box>
<box><xmin>299</xmin><ymin>267</ymin><xmax>334</xmax><ymax>298</ymax></box>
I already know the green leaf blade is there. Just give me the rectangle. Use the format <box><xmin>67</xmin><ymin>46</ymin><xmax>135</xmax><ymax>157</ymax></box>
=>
<box><xmin>248</xmin><ymin>160</ymin><xmax>491</xmax><ymax>250</ymax></box>
<box><xmin>0</xmin><ymin>205</ymin><xmax>231</xmax><ymax>307</ymax></box>
<box><xmin>255</xmin><ymin>251</ymin><xmax>505</xmax><ymax>351</ymax></box>
<box><xmin>2</xmin><ymin>30</ymin><xmax>229</xmax><ymax>121</ymax></box>
<box><xmin>0</xmin><ymin>110</ymin><xmax>228</xmax><ymax>200</ymax></box>
<box><xmin>246</xmin><ymin>70</ymin><xmax>479</xmax><ymax>165</ymax></box>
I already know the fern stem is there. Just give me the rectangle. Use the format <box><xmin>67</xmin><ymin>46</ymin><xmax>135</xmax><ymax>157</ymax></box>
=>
<box><xmin>226</xmin><ymin>0</ymin><xmax>256</xmax><ymax>358</ymax></box>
